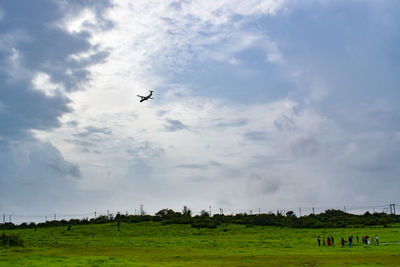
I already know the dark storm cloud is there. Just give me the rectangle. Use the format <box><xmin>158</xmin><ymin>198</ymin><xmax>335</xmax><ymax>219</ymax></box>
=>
<box><xmin>0</xmin><ymin>85</ymin><xmax>70</xmax><ymax>138</ymax></box>
<box><xmin>164</xmin><ymin>119</ymin><xmax>187</xmax><ymax>131</ymax></box>
<box><xmin>0</xmin><ymin>0</ymin><xmax>111</xmax><ymax>139</ymax></box>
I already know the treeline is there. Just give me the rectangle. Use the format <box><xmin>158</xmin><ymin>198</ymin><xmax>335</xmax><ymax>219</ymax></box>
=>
<box><xmin>1</xmin><ymin>208</ymin><xmax>400</xmax><ymax>230</ymax></box>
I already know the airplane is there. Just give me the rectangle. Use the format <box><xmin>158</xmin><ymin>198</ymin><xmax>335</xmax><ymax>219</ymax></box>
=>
<box><xmin>137</xmin><ymin>90</ymin><xmax>154</xmax><ymax>102</ymax></box>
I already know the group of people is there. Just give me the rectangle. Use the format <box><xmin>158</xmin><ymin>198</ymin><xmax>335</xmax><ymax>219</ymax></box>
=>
<box><xmin>317</xmin><ymin>235</ymin><xmax>379</xmax><ymax>247</ymax></box>
<box><xmin>361</xmin><ymin>235</ymin><xmax>379</xmax><ymax>245</ymax></box>
<box><xmin>317</xmin><ymin>236</ymin><xmax>335</xmax><ymax>246</ymax></box>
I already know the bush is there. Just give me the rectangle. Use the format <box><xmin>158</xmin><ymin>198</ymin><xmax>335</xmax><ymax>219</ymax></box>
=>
<box><xmin>191</xmin><ymin>217</ymin><xmax>219</xmax><ymax>229</ymax></box>
<box><xmin>0</xmin><ymin>234</ymin><xmax>24</xmax><ymax>247</ymax></box>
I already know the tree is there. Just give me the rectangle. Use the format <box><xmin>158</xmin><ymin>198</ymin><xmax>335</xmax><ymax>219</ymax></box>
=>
<box><xmin>286</xmin><ymin>211</ymin><xmax>296</xmax><ymax>217</ymax></box>
<box><xmin>200</xmin><ymin>210</ymin><xmax>209</xmax><ymax>217</ymax></box>
<box><xmin>155</xmin><ymin>209</ymin><xmax>181</xmax><ymax>219</ymax></box>
<box><xmin>182</xmin><ymin>206</ymin><xmax>192</xmax><ymax>217</ymax></box>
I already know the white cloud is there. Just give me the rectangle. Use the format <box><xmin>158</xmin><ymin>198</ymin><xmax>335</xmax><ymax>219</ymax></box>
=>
<box><xmin>31</xmin><ymin>1</ymin><xmax>347</xmax><ymax>212</ymax></box>
<box><xmin>61</xmin><ymin>8</ymin><xmax>98</xmax><ymax>34</ymax></box>
<box><xmin>32</xmin><ymin>72</ymin><xmax>65</xmax><ymax>97</ymax></box>
<box><xmin>265</xmin><ymin>41</ymin><xmax>285</xmax><ymax>63</ymax></box>
<box><xmin>75</xmin><ymin>0</ymin><xmax>289</xmax><ymax>78</ymax></box>
<box><xmin>44</xmin><ymin>78</ymin><xmax>346</xmax><ymax>211</ymax></box>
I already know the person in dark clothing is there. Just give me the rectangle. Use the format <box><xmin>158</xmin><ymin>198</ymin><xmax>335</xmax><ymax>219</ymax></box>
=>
<box><xmin>341</xmin><ymin>237</ymin><xmax>347</xmax><ymax>247</ymax></box>
<box><xmin>331</xmin><ymin>236</ymin><xmax>334</xmax><ymax>246</ymax></box>
<box><xmin>327</xmin><ymin>236</ymin><xmax>331</xmax><ymax>246</ymax></box>
<box><xmin>317</xmin><ymin>236</ymin><xmax>321</xmax><ymax>246</ymax></box>
<box><xmin>348</xmin><ymin>236</ymin><xmax>353</xmax><ymax>248</ymax></box>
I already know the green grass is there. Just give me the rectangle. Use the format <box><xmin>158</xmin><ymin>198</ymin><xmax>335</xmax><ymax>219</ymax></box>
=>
<box><xmin>1</xmin><ymin>222</ymin><xmax>400</xmax><ymax>266</ymax></box>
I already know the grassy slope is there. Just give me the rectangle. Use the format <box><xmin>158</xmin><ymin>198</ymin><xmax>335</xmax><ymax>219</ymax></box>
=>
<box><xmin>1</xmin><ymin>222</ymin><xmax>400</xmax><ymax>266</ymax></box>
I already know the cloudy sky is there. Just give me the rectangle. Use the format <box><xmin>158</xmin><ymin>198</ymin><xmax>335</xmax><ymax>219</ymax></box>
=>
<box><xmin>1</xmin><ymin>0</ymin><xmax>399</xmax><ymax>218</ymax></box>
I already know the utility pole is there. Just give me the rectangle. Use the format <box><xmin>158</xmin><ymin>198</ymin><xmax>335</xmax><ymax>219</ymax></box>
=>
<box><xmin>94</xmin><ymin>212</ymin><xmax>97</xmax><ymax>218</ymax></box>
<box><xmin>312</xmin><ymin>207</ymin><xmax>315</xmax><ymax>215</ymax></box>
<box><xmin>140</xmin><ymin>204</ymin><xmax>144</xmax><ymax>216</ymax></box>
<box><xmin>389</xmin><ymin>204</ymin><xmax>396</xmax><ymax>215</ymax></box>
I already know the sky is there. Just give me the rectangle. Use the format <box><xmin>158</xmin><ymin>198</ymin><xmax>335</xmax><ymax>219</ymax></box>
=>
<box><xmin>1</xmin><ymin>0</ymin><xmax>400</xmax><ymax>220</ymax></box>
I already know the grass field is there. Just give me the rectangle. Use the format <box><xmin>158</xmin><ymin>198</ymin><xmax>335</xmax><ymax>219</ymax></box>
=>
<box><xmin>1</xmin><ymin>222</ymin><xmax>400</xmax><ymax>266</ymax></box>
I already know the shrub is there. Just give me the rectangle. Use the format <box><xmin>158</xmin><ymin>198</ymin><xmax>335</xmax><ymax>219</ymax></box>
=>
<box><xmin>0</xmin><ymin>234</ymin><xmax>24</xmax><ymax>247</ymax></box>
<box><xmin>191</xmin><ymin>217</ymin><xmax>219</xmax><ymax>229</ymax></box>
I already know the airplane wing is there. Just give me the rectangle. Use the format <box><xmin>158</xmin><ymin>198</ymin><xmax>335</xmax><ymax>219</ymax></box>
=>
<box><xmin>137</xmin><ymin>95</ymin><xmax>145</xmax><ymax>98</ymax></box>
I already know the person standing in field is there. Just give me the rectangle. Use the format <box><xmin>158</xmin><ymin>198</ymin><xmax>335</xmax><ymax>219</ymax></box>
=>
<box><xmin>348</xmin><ymin>236</ymin><xmax>353</xmax><ymax>248</ymax></box>
<box><xmin>356</xmin><ymin>235</ymin><xmax>359</xmax><ymax>243</ymax></box>
<box><xmin>317</xmin><ymin>236</ymin><xmax>321</xmax><ymax>246</ymax></box>
<box><xmin>375</xmin><ymin>235</ymin><xmax>379</xmax><ymax>245</ymax></box>
<box><xmin>327</xmin><ymin>237</ymin><xmax>331</xmax><ymax>246</ymax></box>
<box><xmin>341</xmin><ymin>237</ymin><xmax>346</xmax><ymax>247</ymax></box>
<box><xmin>331</xmin><ymin>236</ymin><xmax>334</xmax><ymax>246</ymax></box>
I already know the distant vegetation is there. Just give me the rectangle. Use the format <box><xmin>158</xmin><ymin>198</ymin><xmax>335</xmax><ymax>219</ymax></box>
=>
<box><xmin>1</xmin><ymin>208</ymin><xmax>399</xmax><ymax>230</ymax></box>
<box><xmin>0</xmin><ymin>233</ymin><xmax>24</xmax><ymax>247</ymax></box>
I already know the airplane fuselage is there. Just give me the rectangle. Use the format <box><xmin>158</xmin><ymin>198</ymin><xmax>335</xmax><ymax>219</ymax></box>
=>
<box><xmin>138</xmin><ymin>90</ymin><xmax>153</xmax><ymax>102</ymax></box>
